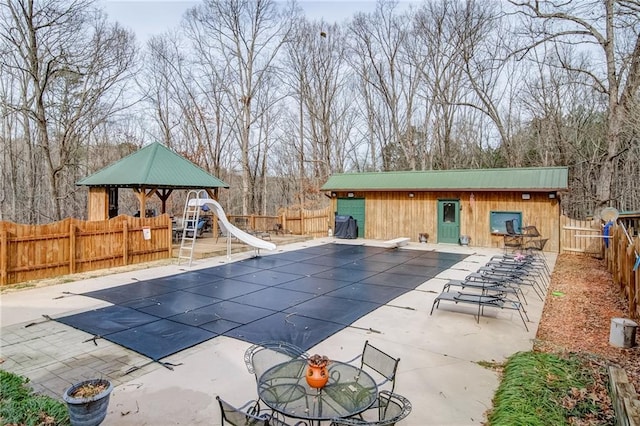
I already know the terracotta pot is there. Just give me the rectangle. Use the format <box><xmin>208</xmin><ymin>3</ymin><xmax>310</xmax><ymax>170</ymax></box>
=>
<box><xmin>306</xmin><ymin>364</ymin><xmax>329</xmax><ymax>389</ymax></box>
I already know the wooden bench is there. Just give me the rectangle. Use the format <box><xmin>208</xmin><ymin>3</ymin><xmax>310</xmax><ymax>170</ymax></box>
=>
<box><xmin>383</xmin><ymin>237</ymin><xmax>410</xmax><ymax>248</ymax></box>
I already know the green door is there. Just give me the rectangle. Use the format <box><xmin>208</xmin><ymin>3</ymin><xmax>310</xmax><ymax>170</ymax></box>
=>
<box><xmin>437</xmin><ymin>200</ymin><xmax>460</xmax><ymax>244</ymax></box>
<box><xmin>336</xmin><ymin>198</ymin><xmax>365</xmax><ymax>238</ymax></box>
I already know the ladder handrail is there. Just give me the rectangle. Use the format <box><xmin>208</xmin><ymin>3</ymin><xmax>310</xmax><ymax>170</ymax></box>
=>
<box><xmin>177</xmin><ymin>189</ymin><xmax>208</xmax><ymax>266</ymax></box>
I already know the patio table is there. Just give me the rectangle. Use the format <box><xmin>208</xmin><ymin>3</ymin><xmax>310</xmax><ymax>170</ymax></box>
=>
<box><xmin>257</xmin><ymin>358</ymin><xmax>377</xmax><ymax>425</ymax></box>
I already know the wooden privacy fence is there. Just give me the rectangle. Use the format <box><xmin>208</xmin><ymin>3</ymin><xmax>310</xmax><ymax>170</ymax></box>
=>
<box><xmin>604</xmin><ymin>223</ymin><xmax>640</xmax><ymax>320</ymax></box>
<box><xmin>226</xmin><ymin>206</ymin><xmax>332</xmax><ymax>238</ymax></box>
<box><xmin>0</xmin><ymin>215</ymin><xmax>172</xmax><ymax>286</ymax></box>
<box><xmin>226</xmin><ymin>214</ymin><xmax>281</xmax><ymax>234</ymax></box>
<box><xmin>560</xmin><ymin>215</ymin><xmax>602</xmax><ymax>255</ymax></box>
<box><xmin>279</xmin><ymin>206</ymin><xmax>332</xmax><ymax>238</ymax></box>
<box><xmin>0</xmin><ymin>206</ymin><xmax>332</xmax><ymax>286</ymax></box>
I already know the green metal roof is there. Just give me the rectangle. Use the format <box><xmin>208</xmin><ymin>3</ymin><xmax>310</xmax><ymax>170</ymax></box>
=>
<box><xmin>321</xmin><ymin>167</ymin><xmax>568</xmax><ymax>192</ymax></box>
<box><xmin>77</xmin><ymin>142</ymin><xmax>229</xmax><ymax>189</ymax></box>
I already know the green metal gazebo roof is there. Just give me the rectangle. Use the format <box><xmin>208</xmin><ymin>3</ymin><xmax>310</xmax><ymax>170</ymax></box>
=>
<box><xmin>321</xmin><ymin>167</ymin><xmax>568</xmax><ymax>192</ymax></box>
<box><xmin>77</xmin><ymin>142</ymin><xmax>229</xmax><ymax>189</ymax></box>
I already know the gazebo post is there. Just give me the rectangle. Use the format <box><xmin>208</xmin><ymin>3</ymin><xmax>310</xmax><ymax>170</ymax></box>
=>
<box><xmin>157</xmin><ymin>189</ymin><xmax>173</xmax><ymax>214</ymax></box>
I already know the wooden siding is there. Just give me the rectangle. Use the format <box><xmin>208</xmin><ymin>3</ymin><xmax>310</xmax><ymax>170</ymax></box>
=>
<box><xmin>331</xmin><ymin>191</ymin><xmax>561</xmax><ymax>252</ymax></box>
<box><xmin>0</xmin><ymin>215</ymin><xmax>172</xmax><ymax>286</ymax></box>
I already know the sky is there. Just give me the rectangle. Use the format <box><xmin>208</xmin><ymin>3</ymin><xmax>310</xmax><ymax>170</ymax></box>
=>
<box><xmin>100</xmin><ymin>0</ymin><xmax>387</xmax><ymax>43</ymax></box>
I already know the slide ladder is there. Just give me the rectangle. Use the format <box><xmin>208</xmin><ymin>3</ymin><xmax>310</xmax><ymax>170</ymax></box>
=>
<box><xmin>177</xmin><ymin>190</ymin><xmax>206</xmax><ymax>266</ymax></box>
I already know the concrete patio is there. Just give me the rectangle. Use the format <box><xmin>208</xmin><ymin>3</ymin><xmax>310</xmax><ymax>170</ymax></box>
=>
<box><xmin>0</xmin><ymin>238</ymin><xmax>554</xmax><ymax>425</ymax></box>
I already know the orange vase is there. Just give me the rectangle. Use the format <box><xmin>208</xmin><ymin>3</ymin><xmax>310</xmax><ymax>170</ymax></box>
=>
<box><xmin>305</xmin><ymin>364</ymin><xmax>329</xmax><ymax>389</ymax></box>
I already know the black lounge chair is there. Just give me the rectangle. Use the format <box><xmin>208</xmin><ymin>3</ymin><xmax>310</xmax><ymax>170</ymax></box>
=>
<box><xmin>442</xmin><ymin>279</ymin><xmax>526</xmax><ymax>304</ymax></box>
<box><xmin>472</xmin><ymin>268</ymin><xmax>545</xmax><ymax>301</ymax></box>
<box><xmin>484</xmin><ymin>257</ymin><xmax>549</xmax><ymax>288</ymax></box>
<box><xmin>430</xmin><ymin>291</ymin><xmax>530</xmax><ymax>331</ymax></box>
<box><xmin>489</xmin><ymin>254</ymin><xmax>550</xmax><ymax>282</ymax></box>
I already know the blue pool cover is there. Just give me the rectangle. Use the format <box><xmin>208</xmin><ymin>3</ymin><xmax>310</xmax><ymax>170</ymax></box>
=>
<box><xmin>56</xmin><ymin>244</ymin><xmax>467</xmax><ymax>361</ymax></box>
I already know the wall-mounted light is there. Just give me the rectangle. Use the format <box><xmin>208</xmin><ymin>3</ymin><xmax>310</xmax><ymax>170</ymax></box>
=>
<box><xmin>408</xmin><ymin>192</ymin><xmax>414</xmax><ymax>198</ymax></box>
<box><xmin>522</xmin><ymin>193</ymin><xmax>531</xmax><ymax>200</ymax></box>
<box><xmin>548</xmin><ymin>193</ymin><xmax>556</xmax><ymax>199</ymax></box>
<box><xmin>347</xmin><ymin>192</ymin><xmax>354</xmax><ymax>198</ymax></box>
<box><xmin>331</xmin><ymin>192</ymin><xmax>337</xmax><ymax>198</ymax></box>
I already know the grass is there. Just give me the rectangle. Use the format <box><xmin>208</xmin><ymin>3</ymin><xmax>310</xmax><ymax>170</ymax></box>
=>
<box><xmin>0</xmin><ymin>370</ymin><xmax>69</xmax><ymax>426</ymax></box>
<box><xmin>487</xmin><ymin>351</ymin><xmax>605</xmax><ymax>426</ymax></box>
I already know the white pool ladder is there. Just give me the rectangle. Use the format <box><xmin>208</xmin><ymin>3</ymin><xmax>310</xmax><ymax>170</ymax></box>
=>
<box><xmin>177</xmin><ymin>190</ymin><xmax>207</xmax><ymax>266</ymax></box>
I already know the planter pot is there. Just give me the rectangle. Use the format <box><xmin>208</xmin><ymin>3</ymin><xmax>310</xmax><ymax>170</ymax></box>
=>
<box><xmin>306</xmin><ymin>364</ymin><xmax>329</xmax><ymax>389</ymax></box>
<box><xmin>63</xmin><ymin>379</ymin><xmax>113</xmax><ymax>426</ymax></box>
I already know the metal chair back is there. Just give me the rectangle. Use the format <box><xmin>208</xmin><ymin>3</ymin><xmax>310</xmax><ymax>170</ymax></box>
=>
<box><xmin>329</xmin><ymin>391</ymin><xmax>412</xmax><ymax>426</ymax></box>
<box><xmin>244</xmin><ymin>341</ymin><xmax>308</xmax><ymax>380</ymax></box>
<box><xmin>359</xmin><ymin>341</ymin><xmax>399</xmax><ymax>393</ymax></box>
<box><xmin>216</xmin><ymin>396</ymin><xmax>268</xmax><ymax>426</ymax></box>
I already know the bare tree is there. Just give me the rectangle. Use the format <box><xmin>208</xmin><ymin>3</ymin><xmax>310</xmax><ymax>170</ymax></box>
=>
<box><xmin>185</xmin><ymin>0</ymin><xmax>296</xmax><ymax>215</ymax></box>
<box><xmin>283</xmin><ymin>18</ymin><xmax>352</xmax><ymax>207</ymax></box>
<box><xmin>347</xmin><ymin>0</ymin><xmax>421</xmax><ymax>171</ymax></box>
<box><xmin>141</xmin><ymin>34</ymin><xmax>182</xmax><ymax>148</ymax></box>
<box><xmin>409</xmin><ymin>0</ymin><xmax>470</xmax><ymax>169</ymax></box>
<box><xmin>0</xmin><ymin>0</ymin><xmax>136</xmax><ymax>221</ymax></box>
<box><xmin>509</xmin><ymin>0</ymin><xmax>640</xmax><ymax>214</ymax></box>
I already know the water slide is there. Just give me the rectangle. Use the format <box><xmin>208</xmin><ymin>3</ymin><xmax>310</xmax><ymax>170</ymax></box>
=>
<box><xmin>188</xmin><ymin>198</ymin><xmax>276</xmax><ymax>254</ymax></box>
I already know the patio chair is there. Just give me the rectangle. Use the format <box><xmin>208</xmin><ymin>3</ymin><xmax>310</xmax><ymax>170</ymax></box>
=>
<box><xmin>471</xmin><ymin>267</ymin><xmax>545</xmax><ymax>301</ymax></box>
<box><xmin>503</xmin><ymin>219</ymin><xmax>524</xmax><ymax>253</ymax></box>
<box><xmin>271</xmin><ymin>223</ymin><xmax>283</xmax><ymax>235</ymax></box>
<box><xmin>346</xmin><ymin>341</ymin><xmax>400</xmax><ymax>396</ymax></box>
<box><xmin>521</xmin><ymin>225</ymin><xmax>540</xmax><ymax>237</ymax></box>
<box><xmin>484</xmin><ymin>255</ymin><xmax>549</xmax><ymax>289</ymax></box>
<box><xmin>489</xmin><ymin>253</ymin><xmax>550</xmax><ymax>282</ymax></box>
<box><xmin>442</xmin><ymin>278</ymin><xmax>526</xmax><ymax>304</ymax></box>
<box><xmin>482</xmin><ymin>252</ymin><xmax>550</xmax><ymax>291</ymax></box>
<box><xmin>244</xmin><ymin>341</ymin><xmax>309</xmax><ymax>381</ymax></box>
<box><xmin>185</xmin><ymin>217</ymin><xmax>206</xmax><ymax>238</ymax></box>
<box><xmin>524</xmin><ymin>237</ymin><xmax>550</xmax><ymax>270</ymax></box>
<box><xmin>216</xmin><ymin>396</ymin><xmax>308</xmax><ymax>426</ymax></box>
<box><xmin>216</xmin><ymin>220</ymin><xmax>238</xmax><ymax>243</ymax></box>
<box><xmin>216</xmin><ymin>396</ymin><xmax>270</xmax><ymax>425</ymax></box>
<box><xmin>430</xmin><ymin>291</ymin><xmax>530</xmax><ymax>331</ymax></box>
<box><xmin>329</xmin><ymin>391</ymin><xmax>412</xmax><ymax>426</ymax></box>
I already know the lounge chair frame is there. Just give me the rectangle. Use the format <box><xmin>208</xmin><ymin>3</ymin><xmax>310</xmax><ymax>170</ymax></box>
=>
<box><xmin>430</xmin><ymin>291</ymin><xmax>530</xmax><ymax>331</ymax></box>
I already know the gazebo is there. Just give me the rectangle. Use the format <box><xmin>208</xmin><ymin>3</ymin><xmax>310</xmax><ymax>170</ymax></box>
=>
<box><xmin>77</xmin><ymin>142</ymin><xmax>229</xmax><ymax>221</ymax></box>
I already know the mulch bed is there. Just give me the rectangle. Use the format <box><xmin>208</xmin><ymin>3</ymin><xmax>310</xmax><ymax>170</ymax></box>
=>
<box><xmin>534</xmin><ymin>253</ymin><xmax>640</xmax><ymax>424</ymax></box>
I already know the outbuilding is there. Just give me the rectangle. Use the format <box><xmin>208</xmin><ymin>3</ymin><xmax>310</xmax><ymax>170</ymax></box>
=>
<box><xmin>321</xmin><ymin>167</ymin><xmax>568</xmax><ymax>253</ymax></box>
<box><xmin>77</xmin><ymin>142</ymin><xmax>229</xmax><ymax>221</ymax></box>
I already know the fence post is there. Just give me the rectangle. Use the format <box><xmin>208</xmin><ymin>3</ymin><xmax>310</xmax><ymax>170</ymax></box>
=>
<box><xmin>69</xmin><ymin>225</ymin><xmax>76</xmax><ymax>274</ymax></box>
<box><xmin>168</xmin><ymin>217</ymin><xmax>173</xmax><ymax>257</ymax></box>
<box><xmin>1</xmin><ymin>229</ymin><xmax>7</xmax><ymax>286</ymax></box>
<box><xmin>123</xmin><ymin>221</ymin><xmax>129</xmax><ymax>265</ymax></box>
<box><xmin>300</xmin><ymin>209</ymin><xmax>304</xmax><ymax>235</ymax></box>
